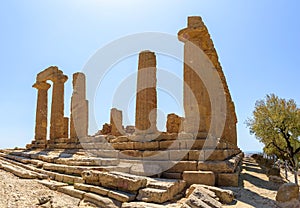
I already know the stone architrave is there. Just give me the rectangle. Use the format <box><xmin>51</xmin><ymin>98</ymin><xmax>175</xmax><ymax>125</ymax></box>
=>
<box><xmin>135</xmin><ymin>50</ymin><xmax>157</xmax><ymax>134</ymax></box>
<box><xmin>178</xmin><ymin>16</ymin><xmax>237</xmax><ymax>145</ymax></box>
<box><xmin>33</xmin><ymin>81</ymin><xmax>51</xmax><ymax>141</ymax></box>
<box><xmin>110</xmin><ymin>108</ymin><xmax>124</xmax><ymax>136</ymax></box>
<box><xmin>70</xmin><ymin>72</ymin><xmax>88</xmax><ymax>139</ymax></box>
<box><xmin>50</xmin><ymin>74</ymin><xmax>68</xmax><ymax>139</ymax></box>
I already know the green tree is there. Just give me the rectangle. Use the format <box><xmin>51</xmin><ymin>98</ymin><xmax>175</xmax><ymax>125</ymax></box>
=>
<box><xmin>246</xmin><ymin>94</ymin><xmax>300</xmax><ymax>184</ymax></box>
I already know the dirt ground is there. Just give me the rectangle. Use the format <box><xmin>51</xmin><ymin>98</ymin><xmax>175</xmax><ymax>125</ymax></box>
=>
<box><xmin>223</xmin><ymin>157</ymin><xmax>282</xmax><ymax>208</ymax></box>
<box><xmin>0</xmin><ymin>169</ymin><xmax>97</xmax><ymax>208</ymax></box>
<box><xmin>0</xmin><ymin>157</ymin><xmax>291</xmax><ymax>208</ymax></box>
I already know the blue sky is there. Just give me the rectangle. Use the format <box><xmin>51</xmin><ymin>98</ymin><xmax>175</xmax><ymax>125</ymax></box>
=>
<box><xmin>0</xmin><ymin>0</ymin><xmax>299</xmax><ymax>152</ymax></box>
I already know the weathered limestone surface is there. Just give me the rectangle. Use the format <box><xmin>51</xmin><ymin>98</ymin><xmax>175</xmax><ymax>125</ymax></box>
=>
<box><xmin>32</xmin><ymin>66</ymin><xmax>68</xmax><ymax>141</ymax></box>
<box><xmin>82</xmin><ymin>171</ymin><xmax>147</xmax><ymax>193</ymax></box>
<box><xmin>83</xmin><ymin>192</ymin><xmax>121</xmax><ymax>208</ymax></box>
<box><xmin>135</xmin><ymin>50</ymin><xmax>157</xmax><ymax>134</ymax></box>
<box><xmin>70</xmin><ymin>72</ymin><xmax>88</xmax><ymax>139</ymax></box>
<box><xmin>178</xmin><ymin>16</ymin><xmax>237</xmax><ymax>145</ymax></box>
<box><xmin>33</xmin><ymin>81</ymin><xmax>51</xmax><ymax>142</ymax></box>
<box><xmin>182</xmin><ymin>171</ymin><xmax>215</xmax><ymax>186</ymax></box>
<box><xmin>50</xmin><ymin>74</ymin><xmax>68</xmax><ymax>139</ymax></box>
<box><xmin>110</xmin><ymin>108</ymin><xmax>124</xmax><ymax>136</ymax></box>
<box><xmin>137</xmin><ymin>178</ymin><xmax>186</xmax><ymax>203</ymax></box>
<box><xmin>193</xmin><ymin>185</ymin><xmax>234</xmax><ymax>204</ymax></box>
<box><xmin>276</xmin><ymin>183</ymin><xmax>299</xmax><ymax>202</ymax></box>
<box><xmin>100</xmin><ymin>123</ymin><xmax>112</xmax><ymax>135</ymax></box>
<box><xmin>182</xmin><ymin>185</ymin><xmax>223</xmax><ymax>208</ymax></box>
<box><xmin>166</xmin><ymin>113</ymin><xmax>184</xmax><ymax>133</ymax></box>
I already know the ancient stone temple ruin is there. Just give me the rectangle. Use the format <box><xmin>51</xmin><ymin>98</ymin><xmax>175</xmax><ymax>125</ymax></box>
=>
<box><xmin>0</xmin><ymin>16</ymin><xmax>243</xmax><ymax>207</ymax></box>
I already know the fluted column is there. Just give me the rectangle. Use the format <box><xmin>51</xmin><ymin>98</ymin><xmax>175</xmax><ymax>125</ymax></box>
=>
<box><xmin>50</xmin><ymin>75</ymin><xmax>68</xmax><ymax>139</ymax></box>
<box><xmin>135</xmin><ymin>50</ymin><xmax>157</xmax><ymax>134</ymax></box>
<box><xmin>33</xmin><ymin>81</ymin><xmax>51</xmax><ymax>141</ymax></box>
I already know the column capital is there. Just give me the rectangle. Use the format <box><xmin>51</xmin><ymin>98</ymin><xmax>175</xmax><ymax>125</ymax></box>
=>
<box><xmin>32</xmin><ymin>81</ymin><xmax>51</xmax><ymax>90</ymax></box>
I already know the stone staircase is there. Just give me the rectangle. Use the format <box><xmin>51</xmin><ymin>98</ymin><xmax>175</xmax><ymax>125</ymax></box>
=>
<box><xmin>0</xmin><ymin>131</ymin><xmax>243</xmax><ymax>207</ymax></box>
<box><xmin>25</xmin><ymin>132</ymin><xmax>243</xmax><ymax>186</ymax></box>
<box><xmin>0</xmin><ymin>149</ymin><xmax>187</xmax><ymax>207</ymax></box>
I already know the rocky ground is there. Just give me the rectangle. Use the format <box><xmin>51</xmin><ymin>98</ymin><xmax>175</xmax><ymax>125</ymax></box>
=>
<box><xmin>0</xmin><ymin>169</ymin><xmax>97</xmax><ymax>208</ymax></box>
<box><xmin>0</xmin><ymin>157</ymin><xmax>297</xmax><ymax>207</ymax></box>
<box><xmin>224</xmin><ymin>157</ymin><xmax>281</xmax><ymax>208</ymax></box>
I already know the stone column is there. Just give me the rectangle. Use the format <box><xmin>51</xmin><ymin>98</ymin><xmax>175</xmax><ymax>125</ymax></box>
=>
<box><xmin>178</xmin><ymin>17</ymin><xmax>211</xmax><ymax>134</ymax></box>
<box><xmin>33</xmin><ymin>81</ymin><xmax>51</xmax><ymax>141</ymax></box>
<box><xmin>70</xmin><ymin>72</ymin><xmax>88</xmax><ymax>139</ymax></box>
<box><xmin>63</xmin><ymin>117</ymin><xmax>69</xmax><ymax>138</ymax></box>
<box><xmin>110</xmin><ymin>108</ymin><xmax>123</xmax><ymax>136</ymax></box>
<box><xmin>178</xmin><ymin>16</ymin><xmax>238</xmax><ymax>145</ymax></box>
<box><xmin>135</xmin><ymin>50</ymin><xmax>157</xmax><ymax>134</ymax></box>
<box><xmin>50</xmin><ymin>75</ymin><xmax>68</xmax><ymax>139</ymax></box>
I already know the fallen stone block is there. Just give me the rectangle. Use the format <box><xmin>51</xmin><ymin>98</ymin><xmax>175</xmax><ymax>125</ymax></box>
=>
<box><xmin>184</xmin><ymin>186</ymin><xmax>222</xmax><ymax>208</ymax></box>
<box><xmin>276</xmin><ymin>183</ymin><xmax>299</xmax><ymax>202</ymax></box>
<box><xmin>188</xmin><ymin>184</ymin><xmax>234</xmax><ymax>204</ymax></box>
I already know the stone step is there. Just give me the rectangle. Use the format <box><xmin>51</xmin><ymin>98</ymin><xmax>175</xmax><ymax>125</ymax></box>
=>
<box><xmin>37</xmin><ymin>179</ymin><xmax>69</xmax><ymax>190</ymax></box>
<box><xmin>2</xmin><ymin>149</ymin><xmax>243</xmax><ymax>178</ymax></box>
<box><xmin>11</xmin><ymin>143</ymin><xmax>241</xmax><ymax>162</ymax></box>
<box><xmin>74</xmin><ymin>183</ymin><xmax>136</xmax><ymax>202</ymax></box>
<box><xmin>82</xmin><ymin>171</ymin><xmax>148</xmax><ymax>193</ymax></box>
<box><xmin>0</xmin><ymin>155</ymin><xmax>85</xmax><ymax>184</ymax></box>
<box><xmin>0</xmin><ymin>157</ymin><xmax>47</xmax><ymax>179</ymax></box>
<box><xmin>117</xmin><ymin>149</ymin><xmax>241</xmax><ymax>161</ymax></box>
<box><xmin>38</xmin><ymin>179</ymin><xmax>122</xmax><ymax>207</ymax></box>
<box><xmin>5</xmin><ymin>150</ymin><xmax>121</xmax><ymax>167</ymax></box>
<box><xmin>110</xmin><ymin>139</ymin><xmax>231</xmax><ymax>151</ymax></box>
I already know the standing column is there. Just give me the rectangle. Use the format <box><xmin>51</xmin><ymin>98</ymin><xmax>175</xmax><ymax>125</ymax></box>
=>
<box><xmin>135</xmin><ymin>50</ymin><xmax>157</xmax><ymax>134</ymax></box>
<box><xmin>110</xmin><ymin>108</ymin><xmax>123</xmax><ymax>136</ymax></box>
<box><xmin>70</xmin><ymin>72</ymin><xmax>88</xmax><ymax>139</ymax></box>
<box><xmin>50</xmin><ymin>75</ymin><xmax>68</xmax><ymax>139</ymax></box>
<box><xmin>33</xmin><ymin>81</ymin><xmax>51</xmax><ymax>141</ymax></box>
<box><xmin>178</xmin><ymin>16</ymin><xmax>212</xmax><ymax>134</ymax></box>
<box><xmin>178</xmin><ymin>16</ymin><xmax>238</xmax><ymax>145</ymax></box>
